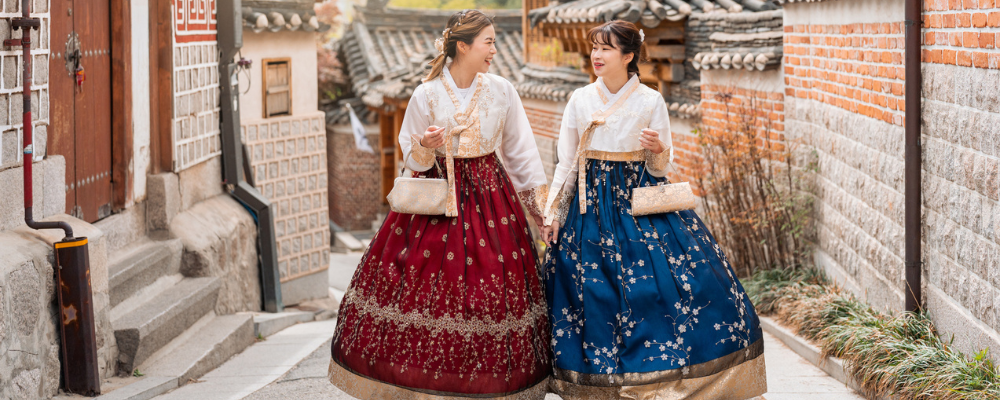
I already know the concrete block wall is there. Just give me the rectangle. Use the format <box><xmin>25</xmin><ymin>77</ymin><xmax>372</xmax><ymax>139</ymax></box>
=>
<box><xmin>326</xmin><ymin>123</ymin><xmax>384</xmax><ymax>231</ymax></box>
<box><xmin>0</xmin><ymin>0</ymin><xmax>49</xmax><ymax>171</ymax></box>
<box><xmin>244</xmin><ymin>113</ymin><xmax>330</xmax><ymax>283</ymax></box>
<box><xmin>172</xmin><ymin>42</ymin><xmax>221</xmax><ymax>172</ymax></box>
<box><xmin>784</xmin><ymin>0</ymin><xmax>1000</xmax><ymax>360</ymax></box>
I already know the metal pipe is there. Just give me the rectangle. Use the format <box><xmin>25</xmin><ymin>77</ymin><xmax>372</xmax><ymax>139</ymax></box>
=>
<box><xmin>218</xmin><ymin>0</ymin><xmax>283</xmax><ymax>312</ymax></box>
<box><xmin>5</xmin><ymin>0</ymin><xmax>72</xmax><ymax>238</ymax></box>
<box><xmin>7</xmin><ymin>0</ymin><xmax>99</xmax><ymax>394</ymax></box>
<box><xmin>904</xmin><ymin>0</ymin><xmax>923</xmax><ymax>312</ymax></box>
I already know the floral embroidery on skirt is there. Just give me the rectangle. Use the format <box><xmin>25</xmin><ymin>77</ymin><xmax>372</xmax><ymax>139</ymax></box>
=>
<box><xmin>545</xmin><ymin>159</ymin><xmax>766</xmax><ymax>400</ymax></box>
<box><xmin>330</xmin><ymin>153</ymin><xmax>551</xmax><ymax>399</ymax></box>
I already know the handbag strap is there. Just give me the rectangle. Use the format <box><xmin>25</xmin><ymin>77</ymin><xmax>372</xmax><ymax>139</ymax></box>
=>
<box><xmin>636</xmin><ymin>149</ymin><xmax>676</xmax><ymax>185</ymax></box>
<box><xmin>400</xmin><ymin>142</ymin><xmax>443</xmax><ymax>177</ymax></box>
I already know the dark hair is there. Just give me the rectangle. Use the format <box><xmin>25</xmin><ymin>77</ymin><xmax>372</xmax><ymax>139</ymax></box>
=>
<box><xmin>423</xmin><ymin>10</ymin><xmax>495</xmax><ymax>82</ymax></box>
<box><xmin>587</xmin><ymin>20</ymin><xmax>644</xmax><ymax>77</ymax></box>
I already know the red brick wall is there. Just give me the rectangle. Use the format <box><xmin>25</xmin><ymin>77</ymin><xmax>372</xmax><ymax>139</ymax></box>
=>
<box><xmin>678</xmin><ymin>84</ymin><xmax>786</xmax><ymax>193</ymax></box>
<box><xmin>783</xmin><ymin>22</ymin><xmax>906</xmax><ymax>127</ymax></box>
<box><xmin>327</xmin><ymin>124</ymin><xmax>386</xmax><ymax>231</ymax></box>
<box><xmin>922</xmin><ymin>0</ymin><xmax>1000</xmax><ymax>67</ymax></box>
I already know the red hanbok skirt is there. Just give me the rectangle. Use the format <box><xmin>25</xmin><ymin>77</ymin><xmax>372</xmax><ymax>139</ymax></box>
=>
<box><xmin>328</xmin><ymin>153</ymin><xmax>551</xmax><ymax>399</ymax></box>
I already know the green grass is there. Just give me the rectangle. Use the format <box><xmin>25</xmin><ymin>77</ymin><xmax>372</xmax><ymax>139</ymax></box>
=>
<box><xmin>745</xmin><ymin>269</ymin><xmax>1000</xmax><ymax>400</ymax></box>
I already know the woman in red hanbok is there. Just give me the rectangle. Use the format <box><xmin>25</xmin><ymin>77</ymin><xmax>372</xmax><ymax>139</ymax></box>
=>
<box><xmin>328</xmin><ymin>9</ymin><xmax>552</xmax><ymax>400</ymax></box>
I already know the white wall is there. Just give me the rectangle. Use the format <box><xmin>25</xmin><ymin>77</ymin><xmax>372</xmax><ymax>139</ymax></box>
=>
<box><xmin>238</xmin><ymin>30</ymin><xmax>320</xmax><ymax>121</ymax></box>
<box><xmin>131</xmin><ymin>0</ymin><xmax>151</xmax><ymax>204</ymax></box>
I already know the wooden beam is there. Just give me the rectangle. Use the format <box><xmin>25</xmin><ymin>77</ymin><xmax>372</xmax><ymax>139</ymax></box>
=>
<box><xmin>152</xmin><ymin>0</ymin><xmax>173</xmax><ymax>173</ymax></box>
<box><xmin>647</xmin><ymin>45</ymin><xmax>686</xmax><ymax>62</ymax></box>
<box><xmin>111</xmin><ymin>0</ymin><xmax>133</xmax><ymax>209</ymax></box>
<box><xmin>659</xmin><ymin>62</ymin><xmax>685</xmax><ymax>82</ymax></box>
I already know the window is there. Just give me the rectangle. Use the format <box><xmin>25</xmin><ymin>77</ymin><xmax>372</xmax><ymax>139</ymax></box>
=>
<box><xmin>263</xmin><ymin>58</ymin><xmax>291</xmax><ymax>117</ymax></box>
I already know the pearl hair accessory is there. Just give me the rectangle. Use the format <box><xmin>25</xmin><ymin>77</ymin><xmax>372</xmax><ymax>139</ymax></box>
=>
<box><xmin>639</xmin><ymin>29</ymin><xmax>645</xmax><ymax>42</ymax></box>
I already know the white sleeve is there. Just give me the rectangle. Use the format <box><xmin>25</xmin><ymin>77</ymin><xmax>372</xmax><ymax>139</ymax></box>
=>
<box><xmin>543</xmin><ymin>90</ymin><xmax>581</xmax><ymax>225</ymax></box>
<box><xmin>645</xmin><ymin>99</ymin><xmax>673</xmax><ymax>177</ymax></box>
<box><xmin>499</xmin><ymin>80</ymin><xmax>549</xmax><ymax>217</ymax></box>
<box><xmin>398</xmin><ymin>86</ymin><xmax>437</xmax><ymax>172</ymax></box>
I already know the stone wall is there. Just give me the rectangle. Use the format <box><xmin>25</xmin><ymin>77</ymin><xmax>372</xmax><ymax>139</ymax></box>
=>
<box><xmin>244</xmin><ymin>114</ymin><xmax>330</xmax><ymax>284</ymax></box>
<box><xmin>0</xmin><ymin>0</ymin><xmax>49</xmax><ymax>172</ymax></box>
<box><xmin>327</xmin><ymin>123</ymin><xmax>384</xmax><ymax>231</ymax></box>
<box><xmin>784</xmin><ymin>0</ymin><xmax>1000</xmax><ymax>360</ymax></box>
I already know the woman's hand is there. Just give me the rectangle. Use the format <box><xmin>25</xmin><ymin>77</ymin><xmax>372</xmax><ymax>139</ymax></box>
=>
<box><xmin>420</xmin><ymin>126</ymin><xmax>446</xmax><ymax>148</ymax></box>
<box><xmin>541</xmin><ymin>221</ymin><xmax>560</xmax><ymax>245</ymax></box>
<box><xmin>639</xmin><ymin>129</ymin><xmax>666</xmax><ymax>154</ymax></box>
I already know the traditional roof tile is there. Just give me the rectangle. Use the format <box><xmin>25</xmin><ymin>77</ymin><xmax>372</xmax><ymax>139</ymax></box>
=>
<box><xmin>529</xmin><ymin>0</ymin><xmax>781</xmax><ymax>28</ymax></box>
<box><xmin>335</xmin><ymin>6</ymin><xmax>589</xmax><ymax>109</ymax></box>
<box><xmin>242</xmin><ymin>0</ymin><xmax>329</xmax><ymax>33</ymax></box>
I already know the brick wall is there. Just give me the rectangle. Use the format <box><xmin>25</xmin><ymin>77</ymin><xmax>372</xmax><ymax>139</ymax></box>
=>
<box><xmin>922</xmin><ymin>0</ymin><xmax>1000</xmax><ymax>68</ymax></box>
<box><xmin>784</xmin><ymin>21</ymin><xmax>906</xmax><ymax>127</ymax></box>
<box><xmin>327</xmin><ymin>123</ymin><xmax>385</xmax><ymax>231</ymax></box>
<box><xmin>244</xmin><ymin>113</ymin><xmax>330</xmax><ymax>282</ymax></box>
<box><xmin>784</xmin><ymin>0</ymin><xmax>1000</xmax><ymax>361</ymax></box>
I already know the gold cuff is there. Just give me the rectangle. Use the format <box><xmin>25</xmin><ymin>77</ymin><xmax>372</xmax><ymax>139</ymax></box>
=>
<box><xmin>645</xmin><ymin>142</ymin><xmax>671</xmax><ymax>175</ymax></box>
<box><xmin>518</xmin><ymin>185</ymin><xmax>548</xmax><ymax>218</ymax></box>
<box><xmin>543</xmin><ymin>187</ymin><xmax>575</xmax><ymax>226</ymax></box>
<box><xmin>410</xmin><ymin>136</ymin><xmax>437</xmax><ymax>167</ymax></box>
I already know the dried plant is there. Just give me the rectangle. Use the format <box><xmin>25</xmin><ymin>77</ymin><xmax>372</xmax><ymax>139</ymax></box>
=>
<box><xmin>693</xmin><ymin>86</ymin><xmax>816</xmax><ymax>276</ymax></box>
<box><xmin>744</xmin><ymin>269</ymin><xmax>1000</xmax><ymax>400</ymax></box>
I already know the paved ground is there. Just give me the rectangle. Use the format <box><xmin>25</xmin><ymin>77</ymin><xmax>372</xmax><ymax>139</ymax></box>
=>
<box><xmin>234</xmin><ymin>328</ymin><xmax>864</xmax><ymax>400</ymax></box>
<box><xmin>159</xmin><ymin>248</ymin><xmax>865</xmax><ymax>400</ymax></box>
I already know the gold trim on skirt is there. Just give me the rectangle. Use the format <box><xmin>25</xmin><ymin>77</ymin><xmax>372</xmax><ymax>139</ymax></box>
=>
<box><xmin>580</xmin><ymin>149</ymin><xmax>646</xmax><ymax>162</ymax></box>
<box><xmin>328</xmin><ymin>358</ymin><xmax>549</xmax><ymax>400</ymax></box>
<box><xmin>549</xmin><ymin>339</ymin><xmax>766</xmax><ymax>400</ymax></box>
<box><xmin>549</xmin><ymin>353</ymin><xmax>767</xmax><ymax>400</ymax></box>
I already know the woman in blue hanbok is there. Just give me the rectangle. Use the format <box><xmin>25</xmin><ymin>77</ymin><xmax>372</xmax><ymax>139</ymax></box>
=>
<box><xmin>539</xmin><ymin>21</ymin><xmax>767</xmax><ymax>399</ymax></box>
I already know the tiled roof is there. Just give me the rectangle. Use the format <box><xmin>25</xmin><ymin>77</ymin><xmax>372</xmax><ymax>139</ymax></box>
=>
<box><xmin>529</xmin><ymin>0</ymin><xmax>781</xmax><ymax>28</ymax></box>
<box><xmin>688</xmin><ymin>10</ymin><xmax>783</xmax><ymax>71</ymax></box>
<box><xmin>242</xmin><ymin>0</ymin><xmax>329</xmax><ymax>33</ymax></box>
<box><xmin>335</xmin><ymin>6</ymin><xmax>589</xmax><ymax>109</ymax></box>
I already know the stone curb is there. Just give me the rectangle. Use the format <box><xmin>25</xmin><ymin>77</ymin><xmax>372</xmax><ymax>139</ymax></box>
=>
<box><xmin>760</xmin><ymin>316</ymin><xmax>895</xmax><ymax>400</ymax></box>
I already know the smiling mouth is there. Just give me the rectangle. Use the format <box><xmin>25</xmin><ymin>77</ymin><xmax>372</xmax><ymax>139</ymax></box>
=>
<box><xmin>594</xmin><ymin>62</ymin><xmax>605</xmax><ymax>68</ymax></box>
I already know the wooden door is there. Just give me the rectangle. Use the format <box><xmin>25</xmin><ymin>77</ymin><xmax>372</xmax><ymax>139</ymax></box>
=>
<box><xmin>50</xmin><ymin>0</ymin><xmax>114</xmax><ymax>222</ymax></box>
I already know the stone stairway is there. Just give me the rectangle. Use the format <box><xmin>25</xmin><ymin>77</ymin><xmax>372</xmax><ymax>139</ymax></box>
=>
<box><xmin>100</xmin><ymin>237</ymin><xmax>255</xmax><ymax>399</ymax></box>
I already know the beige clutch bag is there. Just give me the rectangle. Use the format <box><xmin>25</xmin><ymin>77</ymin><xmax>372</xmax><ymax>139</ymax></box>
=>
<box><xmin>386</xmin><ymin>152</ymin><xmax>448</xmax><ymax>216</ymax></box>
<box><xmin>631</xmin><ymin>182</ymin><xmax>697</xmax><ymax>216</ymax></box>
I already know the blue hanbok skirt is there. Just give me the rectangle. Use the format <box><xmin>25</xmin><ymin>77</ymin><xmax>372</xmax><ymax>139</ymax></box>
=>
<box><xmin>545</xmin><ymin>158</ymin><xmax>767</xmax><ymax>399</ymax></box>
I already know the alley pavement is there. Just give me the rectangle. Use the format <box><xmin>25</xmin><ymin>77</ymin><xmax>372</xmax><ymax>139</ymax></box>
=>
<box><xmin>152</xmin><ymin>247</ymin><xmax>864</xmax><ymax>400</ymax></box>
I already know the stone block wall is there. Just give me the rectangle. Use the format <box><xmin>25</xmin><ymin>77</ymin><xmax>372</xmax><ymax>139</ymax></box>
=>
<box><xmin>0</xmin><ymin>0</ymin><xmax>49</xmax><ymax>172</ymax></box>
<box><xmin>244</xmin><ymin>113</ymin><xmax>330</xmax><ymax>283</ymax></box>
<box><xmin>172</xmin><ymin>42</ymin><xmax>221</xmax><ymax>172</ymax></box>
<box><xmin>920</xmin><ymin>0</ymin><xmax>1000</xmax><ymax>358</ymax></box>
<box><xmin>327</xmin><ymin>123</ymin><xmax>384</xmax><ymax>231</ymax></box>
<box><xmin>785</xmin><ymin>0</ymin><xmax>1000</xmax><ymax>360</ymax></box>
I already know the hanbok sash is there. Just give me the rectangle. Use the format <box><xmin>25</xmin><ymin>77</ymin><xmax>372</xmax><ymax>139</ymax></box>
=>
<box><xmin>570</xmin><ymin>81</ymin><xmax>643</xmax><ymax>214</ymax></box>
<box><xmin>440</xmin><ymin>74</ymin><xmax>485</xmax><ymax>217</ymax></box>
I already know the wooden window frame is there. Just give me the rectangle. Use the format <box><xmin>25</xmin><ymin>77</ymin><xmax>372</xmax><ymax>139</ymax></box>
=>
<box><xmin>262</xmin><ymin>57</ymin><xmax>292</xmax><ymax>118</ymax></box>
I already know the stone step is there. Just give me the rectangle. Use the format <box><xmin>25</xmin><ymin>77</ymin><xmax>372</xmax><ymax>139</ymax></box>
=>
<box><xmin>139</xmin><ymin>313</ymin><xmax>255</xmax><ymax>384</ymax></box>
<box><xmin>251</xmin><ymin>311</ymin><xmax>315</xmax><ymax>338</ymax></box>
<box><xmin>113</xmin><ymin>277</ymin><xmax>220</xmax><ymax>374</ymax></box>
<box><xmin>332</xmin><ymin>231</ymin><xmax>363</xmax><ymax>252</ymax></box>
<box><xmin>108</xmin><ymin>238</ymin><xmax>183</xmax><ymax>309</ymax></box>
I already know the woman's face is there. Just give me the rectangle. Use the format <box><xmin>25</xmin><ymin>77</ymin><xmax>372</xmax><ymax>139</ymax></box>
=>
<box><xmin>591</xmin><ymin>35</ymin><xmax>631</xmax><ymax>78</ymax></box>
<box><xmin>457</xmin><ymin>24</ymin><xmax>497</xmax><ymax>74</ymax></box>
